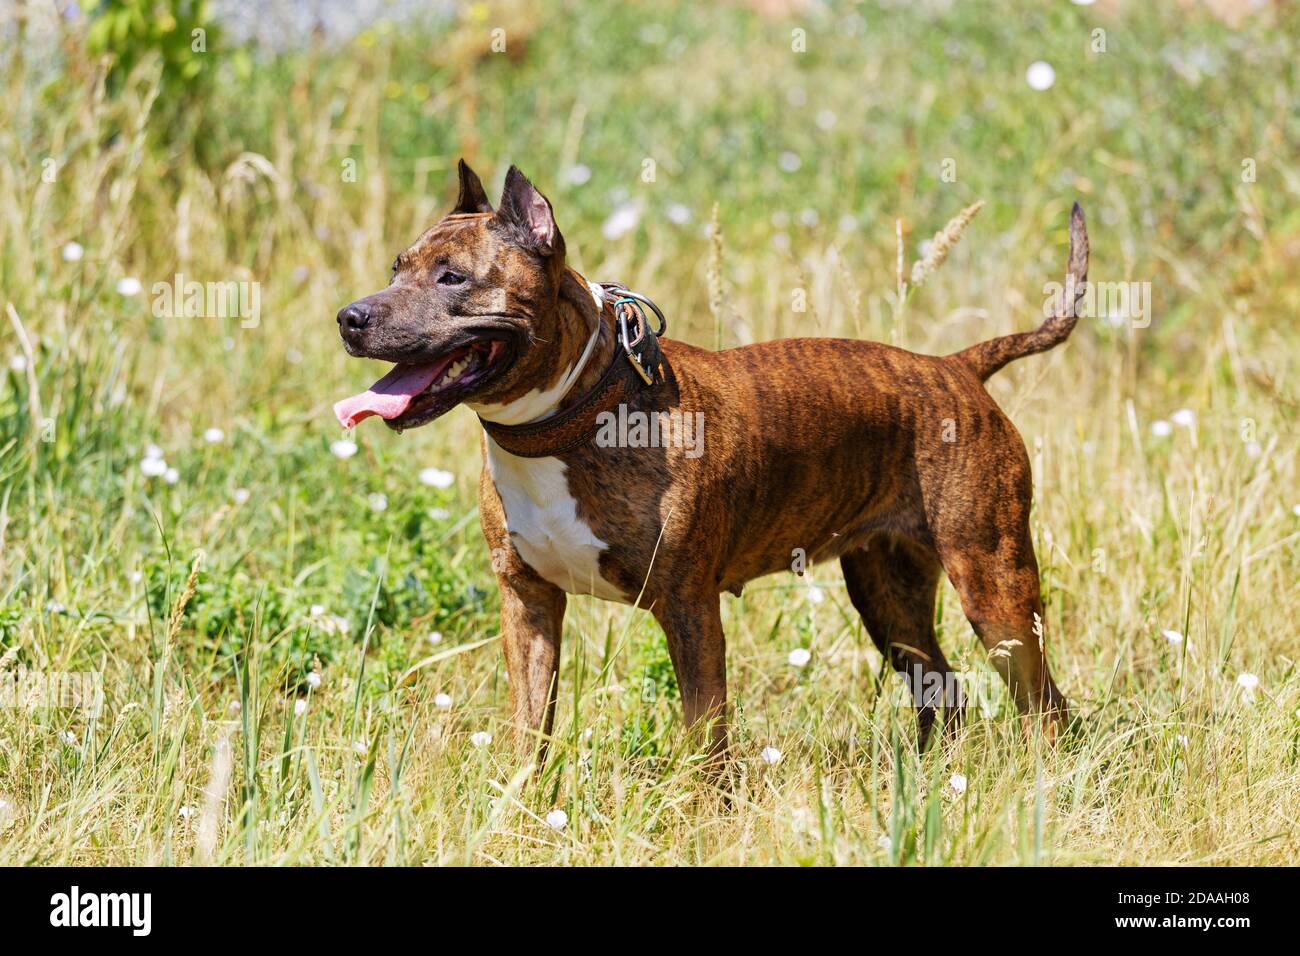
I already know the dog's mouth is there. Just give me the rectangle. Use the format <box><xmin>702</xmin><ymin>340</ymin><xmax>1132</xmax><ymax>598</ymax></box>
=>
<box><xmin>333</xmin><ymin>337</ymin><xmax>512</xmax><ymax>431</ymax></box>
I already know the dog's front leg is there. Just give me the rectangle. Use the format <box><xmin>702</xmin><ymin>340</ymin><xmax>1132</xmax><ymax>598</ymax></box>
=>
<box><xmin>653</xmin><ymin>594</ymin><xmax>728</xmax><ymax>762</ymax></box>
<box><xmin>495</xmin><ymin>564</ymin><xmax>567</xmax><ymax>760</ymax></box>
<box><xmin>480</xmin><ymin>467</ymin><xmax>567</xmax><ymax>761</ymax></box>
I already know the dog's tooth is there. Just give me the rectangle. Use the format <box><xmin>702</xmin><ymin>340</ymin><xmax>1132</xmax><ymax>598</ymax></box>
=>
<box><xmin>444</xmin><ymin>358</ymin><xmax>468</xmax><ymax>382</ymax></box>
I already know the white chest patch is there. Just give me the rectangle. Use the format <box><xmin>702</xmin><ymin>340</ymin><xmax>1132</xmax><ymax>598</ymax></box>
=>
<box><xmin>486</xmin><ymin>440</ymin><xmax>627</xmax><ymax>602</ymax></box>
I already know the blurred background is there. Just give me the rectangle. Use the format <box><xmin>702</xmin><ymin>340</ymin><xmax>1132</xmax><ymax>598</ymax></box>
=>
<box><xmin>0</xmin><ymin>0</ymin><xmax>1297</xmax><ymax>864</ymax></box>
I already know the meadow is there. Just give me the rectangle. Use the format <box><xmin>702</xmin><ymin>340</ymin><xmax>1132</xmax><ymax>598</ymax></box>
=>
<box><xmin>0</xmin><ymin>0</ymin><xmax>1297</xmax><ymax>865</ymax></box>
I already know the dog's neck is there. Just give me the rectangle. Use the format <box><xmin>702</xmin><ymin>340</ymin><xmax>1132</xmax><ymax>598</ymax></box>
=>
<box><xmin>470</xmin><ymin>268</ymin><xmax>618</xmax><ymax>426</ymax></box>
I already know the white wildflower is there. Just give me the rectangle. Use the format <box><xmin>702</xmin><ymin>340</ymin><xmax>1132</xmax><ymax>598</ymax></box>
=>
<box><xmin>140</xmin><ymin>456</ymin><xmax>168</xmax><ymax>478</ymax></box>
<box><xmin>419</xmin><ymin>467</ymin><xmax>454</xmax><ymax>489</ymax></box>
<box><xmin>1025</xmin><ymin>61</ymin><xmax>1055</xmax><ymax>91</ymax></box>
<box><xmin>602</xmin><ymin>201</ymin><xmax>641</xmax><ymax>241</ymax></box>
<box><xmin>317</xmin><ymin>615</ymin><xmax>350</xmax><ymax>636</ymax></box>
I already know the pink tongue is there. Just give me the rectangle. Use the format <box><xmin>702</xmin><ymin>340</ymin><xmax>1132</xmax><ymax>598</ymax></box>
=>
<box><xmin>333</xmin><ymin>360</ymin><xmax>450</xmax><ymax>429</ymax></box>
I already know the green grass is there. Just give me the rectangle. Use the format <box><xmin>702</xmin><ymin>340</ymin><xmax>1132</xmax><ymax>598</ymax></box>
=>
<box><xmin>0</xmin><ymin>0</ymin><xmax>1298</xmax><ymax>865</ymax></box>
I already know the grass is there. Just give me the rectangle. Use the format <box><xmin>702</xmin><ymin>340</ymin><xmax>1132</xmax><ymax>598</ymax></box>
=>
<box><xmin>0</xmin><ymin>0</ymin><xmax>1298</xmax><ymax>865</ymax></box>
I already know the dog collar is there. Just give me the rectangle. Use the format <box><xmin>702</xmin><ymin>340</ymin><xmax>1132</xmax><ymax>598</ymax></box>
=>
<box><xmin>479</xmin><ymin>284</ymin><xmax>667</xmax><ymax>458</ymax></box>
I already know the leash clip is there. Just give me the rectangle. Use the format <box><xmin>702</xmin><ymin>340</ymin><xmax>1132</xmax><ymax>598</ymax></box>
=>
<box><xmin>615</xmin><ymin>297</ymin><xmax>656</xmax><ymax>385</ymax></box>
<box><xmin>598</xmin><ymin>281</ymin><xmax>667</xmax><ymax>386</ymax></box>
<box><xmin>598</xmin><ymin>282</ymin><xmax>667</xmax><ymax>337</ymax></box>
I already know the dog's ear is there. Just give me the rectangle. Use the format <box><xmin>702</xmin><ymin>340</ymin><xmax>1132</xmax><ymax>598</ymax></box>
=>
<box><xmin>495</xmin><ymin>165</ymin><xmax>565</xmax><ymax>258</ymax></box>
<box><xmin>451</xmin><ymin>158</ymin><xmax>493</xmax><ymax>214</ymax></box>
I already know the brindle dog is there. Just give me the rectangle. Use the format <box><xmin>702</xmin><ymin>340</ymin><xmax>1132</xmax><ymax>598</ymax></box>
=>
<box><xmin>335</xmin><ymin>161</ymin><xmax>1089</xmax><ymax>758</ymax></box>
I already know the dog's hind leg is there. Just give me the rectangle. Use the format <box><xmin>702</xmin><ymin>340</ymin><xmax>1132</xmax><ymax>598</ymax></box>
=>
<box><xmin>841</xmin><ymin>537</ymin><xmax>962</xmax><ymax>749</ymax></box>
<box><xmin>929</xmin><ymin>485</ymin><xmax>1068</xmax><ymax>741</ymax></box>
<box><xmin>652</xmin><ymin>595</ymin><xmax>729</xmax><ymax>763</ymax></box>
<box><xmin>939</xmin><ymin>536</ymin><xmax>1067</xmax><ymax>741</ymax></box>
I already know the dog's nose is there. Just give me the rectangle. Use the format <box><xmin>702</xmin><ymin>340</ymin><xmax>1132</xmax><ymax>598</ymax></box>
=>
<box><xmin>337</xmin><ymin>302</ymin><xmax>372</xmax><ymax>331</ymax></box>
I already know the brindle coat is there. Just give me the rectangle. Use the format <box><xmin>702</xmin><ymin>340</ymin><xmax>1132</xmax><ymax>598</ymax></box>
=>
<box><xmin>337</xmin><ymin>161</ymin><xmax>1089</xmax><ymax>758</ymax></box>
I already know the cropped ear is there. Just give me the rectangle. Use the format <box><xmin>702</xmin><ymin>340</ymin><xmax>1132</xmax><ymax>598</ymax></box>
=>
<box><xmin>451</xmin><ymin>158</ymin><xmax>493</xmax><ymax>214</ymax></box>
<box><xmin>495</xmin><ymin>165</ymin><xmax>564</xmax><ymax>258</ymax></box>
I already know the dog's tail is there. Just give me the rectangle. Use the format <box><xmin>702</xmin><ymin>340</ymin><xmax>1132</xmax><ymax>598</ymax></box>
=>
<box><xmin>952</xmin><ymin>202</ymin><xmax>1089</xmax><ymax>382</ymax></box>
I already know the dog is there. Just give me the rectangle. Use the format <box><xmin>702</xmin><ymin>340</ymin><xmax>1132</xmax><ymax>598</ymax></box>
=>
<box><xmin>334</xmin><ymin>160</ymin><xmax>1089</xmax><ymax>757</ymax></box>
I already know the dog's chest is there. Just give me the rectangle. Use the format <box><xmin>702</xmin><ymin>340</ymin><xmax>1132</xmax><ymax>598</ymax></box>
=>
<box><xmin>486</xmin><ymin>443</ymin><xmax>626</xmax><ymax>601</ymax></box>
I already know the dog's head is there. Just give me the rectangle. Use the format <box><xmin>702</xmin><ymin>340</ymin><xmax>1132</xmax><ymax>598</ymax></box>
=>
<box><xmin>333</xmin><ymin>161</ymin><xmax>580</xmax><ymax>431</ymax></box>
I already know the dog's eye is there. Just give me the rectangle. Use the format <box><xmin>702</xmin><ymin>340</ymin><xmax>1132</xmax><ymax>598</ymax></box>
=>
<box><xmin>438</xmin><ymin>271</ymin><xmax>468</xmax><ymax>286</ymax></box>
